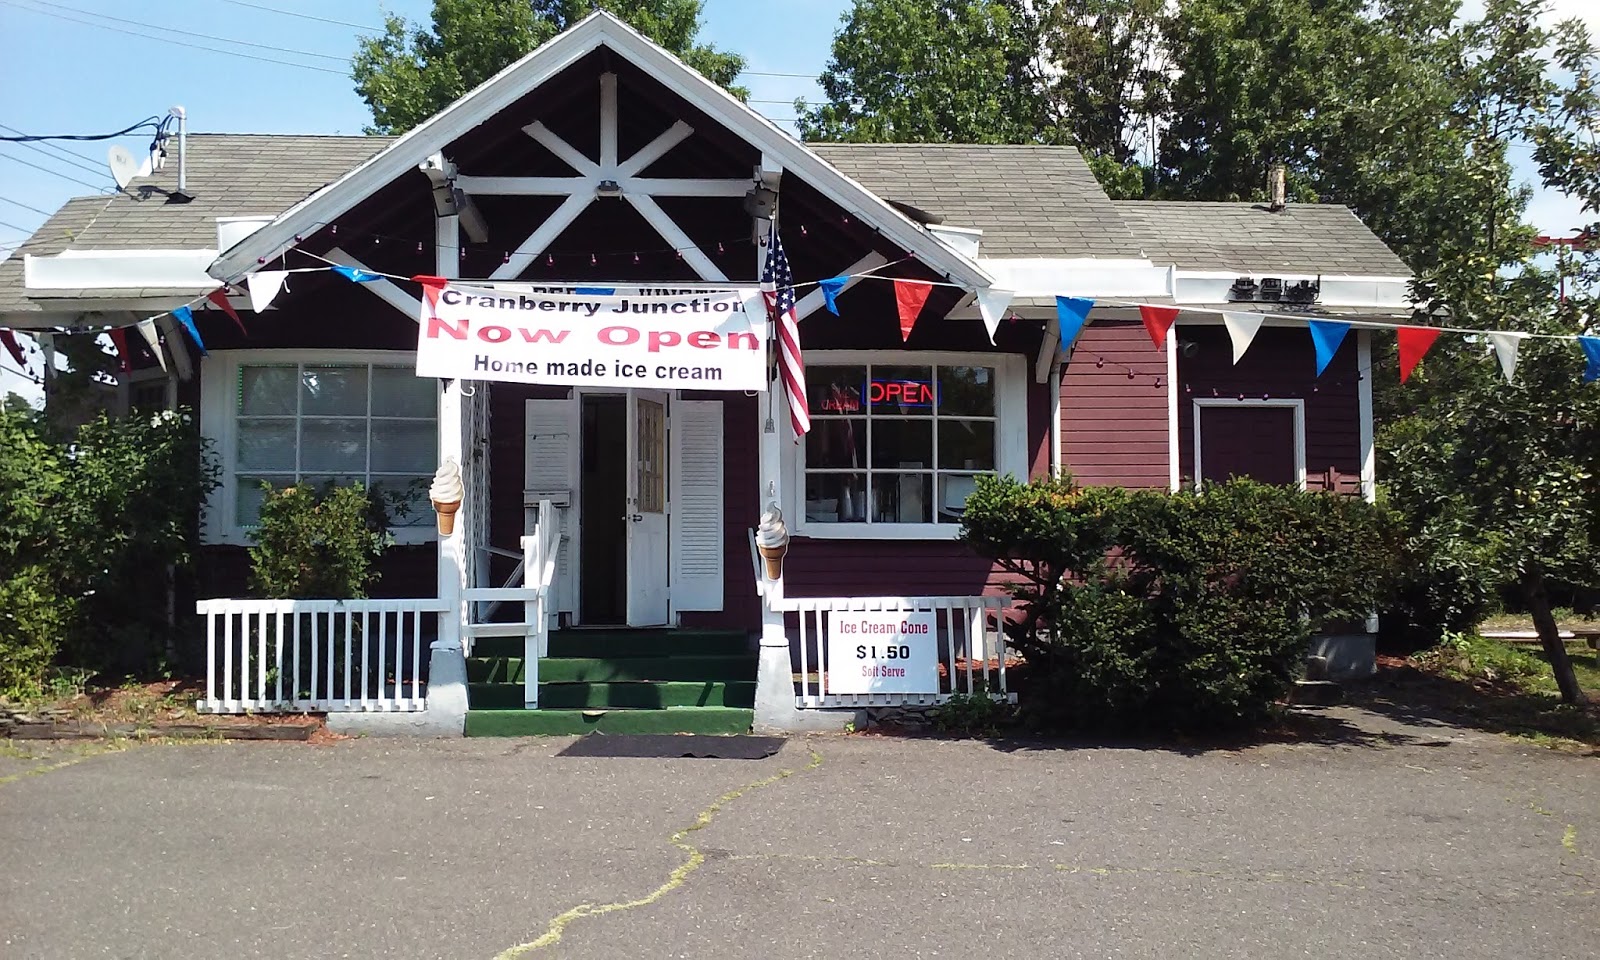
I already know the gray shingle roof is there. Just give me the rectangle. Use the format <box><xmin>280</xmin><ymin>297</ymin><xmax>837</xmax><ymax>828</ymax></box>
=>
<box><xmin>811</xmin><ymin>143</ymin><xmax>1146</xmax><ymax>259</ymax></box>
<box><xmin>0</xmin><ymin>134</ymin><xmax>390</xmax><ymax>316</ymax></box>
<box><xmin>1111</xmin><ymin>200</ymin><xmax>1410</xmax><ymax>276</ymax></box>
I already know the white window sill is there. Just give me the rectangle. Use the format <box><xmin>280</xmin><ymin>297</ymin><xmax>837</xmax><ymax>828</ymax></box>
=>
<box><xmin>794</xmin><ymin>523</ymin><xmax>966</xmax><ymax>541</ymax></box>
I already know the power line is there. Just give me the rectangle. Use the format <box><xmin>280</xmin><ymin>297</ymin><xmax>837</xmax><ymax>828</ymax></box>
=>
<box><xmin>1</xmin><ymin>0</ymin><xmax>350</xmax><ymax>75</ymax></box>
<box><xmin>0</xmin><ymin>150</ymin><xmax>111</xmax><ymax>191</ymax></box>
<box><xmin>744</xmin><ymin>71</ymin><xmax>818</xmax><ymax>79</ymax></box>
<box><xmin>0</xmin><ymin>218</ymin><xmax>38</xmax><ymax>234</ymax></box>
<box><xmin>0</xmin><ymin>128</ymin><xmax>114</xmax><ymax>179</ymax></box>
<box><xmin>220</xmin><ymin>0</ymin><xmax>383</xmax><ymax>33</ymax></box>
<box><xmin>1</xmin><ymin>363</ymin><xmax>44</xmax><ymax>386</ymax></box>
<box><xmin>20</xmin><ymin>0</ymin><xmax>353</xmax><ymax>62</ymax></box>
<box><xmin>0</xmin><ymin>195</ymin><xmax>52</xmax><ymax>217</ymax></box>
<box><xmin>0</xmin><ymin>115</ymin><xmax>160</xmax><ymax>142</ymax></box>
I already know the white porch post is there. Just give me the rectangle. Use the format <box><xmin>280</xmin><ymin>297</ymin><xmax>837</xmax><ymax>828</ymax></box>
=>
<box><xmin>427</xmin><ymin>213</ymin><xmax>471</xmax><ymax>735</ymax></box>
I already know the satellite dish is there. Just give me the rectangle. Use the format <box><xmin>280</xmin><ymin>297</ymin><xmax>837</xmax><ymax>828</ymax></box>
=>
<box><xmin>107</xmin><ymin>145</ymin><xmax>150</xmax><ymax>190</ymax></box>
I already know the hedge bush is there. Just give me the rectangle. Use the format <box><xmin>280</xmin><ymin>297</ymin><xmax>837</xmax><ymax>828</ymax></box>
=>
<box><xmin>248</xmin><ymin>482</ymin><xmax>391</xmax><ymax>599</ymax></box>
<box><xmin>961</xmin><ymin>475</ymin><xmax>1401</xmax><ymax>732</ymax></box>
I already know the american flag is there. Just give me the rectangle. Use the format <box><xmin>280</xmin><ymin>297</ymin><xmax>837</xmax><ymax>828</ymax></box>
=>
<box><xmin>761</xmin><ymin>220</ymin><xmax>810</xmax><ymax>438</ymax></box>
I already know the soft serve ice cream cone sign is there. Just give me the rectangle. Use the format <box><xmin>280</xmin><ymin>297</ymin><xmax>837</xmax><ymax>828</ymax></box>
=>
<box><xmin>825</xmin><ymin>610</ymin><xmax>940</xmax><ymax>695</ymax></box>
<box><xmin>430</xmin><ymin>459</ymin><xmax>464</xmax><ymax>537</ymax></box>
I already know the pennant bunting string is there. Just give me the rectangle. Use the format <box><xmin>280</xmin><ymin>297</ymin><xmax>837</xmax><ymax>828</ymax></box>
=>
<box><xmin>893</xmin><ymin>280</ymin><xmax>932</xmax><ymax>342</ymax></box>
<box><xmin>1308</xmin><ymin>319</ymin><xmax>1352</xmax><ymax>377</ymax></box>
<box><xmin>976</xmin><ymin>287</ymin><xmax>1015</xmax><ymax>344</ymax></box>
<box><xmin>1056</xmin><ymin>297</ymin><xmax>1095</xmax><ymax>353</ymax></box>
<box><xmin>171</xmin><ymin>305</ymin><xmax>207</xmax><ymax>357</ymax></box>
<box><xmin>1222</xmin><ymin>312</ymin><xmax>1265</xmax><ymax>365</ymax></box>
<box><xmin>1396</xmin><ymin>326</ymin><xmax>1444</xmax><ymax>384</ymax></box>
<box><xmin>817</xmin><ymin>276</ymin><xmax>848</xmax><ymax>317</ymax></box>
<box><xmin>1138</xmin><ymin>305</ymin><xmax>1178</xmax><ymax>348</ymax></box>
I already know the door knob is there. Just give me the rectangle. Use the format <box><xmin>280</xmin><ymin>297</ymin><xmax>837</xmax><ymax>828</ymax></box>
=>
<box><xmin>624</xmin><ymin>513</ymin><xmax>644</xmax><ymax>522</ymax></box>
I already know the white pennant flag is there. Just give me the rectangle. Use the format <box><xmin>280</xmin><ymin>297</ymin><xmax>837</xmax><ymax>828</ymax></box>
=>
<box><xmin>247</xmin><ymin>270</ymin><xmax>288</xmax><ymax>313</ymax></box>
<box><xmin>975</xmin><ymin>288</ymin><xmax>1014</xmax><ymax>344</ymax></box>
<box><xmin>1222</xmin><ymin>311</ymin><xmax>1265</xmax><ymax>364</ymax></box>
<box><xmin>1488</xmin><ymin>331</ymin><xmax>1526</xmax><ymax>383</ymax></box>
<box><xmin>135</xmin><ymin>319</ymin><xmax>166</xmax><ymax>372</ymax></box>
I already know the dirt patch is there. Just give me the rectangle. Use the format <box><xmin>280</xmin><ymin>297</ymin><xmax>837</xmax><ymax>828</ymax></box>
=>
<box><xmin>4</xmin><ymin>679</ymin><xmax>344</xmax><ymax>745</ymax></box>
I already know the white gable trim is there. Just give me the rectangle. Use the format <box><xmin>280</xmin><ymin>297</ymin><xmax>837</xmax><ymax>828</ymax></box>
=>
<box><xmin>207</xmin><ymin>11</ymin><xmax>992</xmax><ymax>292</ymax></box>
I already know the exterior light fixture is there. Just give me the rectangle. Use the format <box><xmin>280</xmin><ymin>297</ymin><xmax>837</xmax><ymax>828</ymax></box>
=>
<box><xmin>596</xmin><ymin>180</ymin><xmax>621</xmax><ymax>197</ymax></box>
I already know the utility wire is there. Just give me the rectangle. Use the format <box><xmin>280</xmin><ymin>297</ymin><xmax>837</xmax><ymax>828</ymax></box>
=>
<box><xmin>220</xmin><ymin>0</ymin><xmax>383</xmax><ymax>33</ymax></box>
<box><xmin>0</xmin><ymin>123</ymin><xmax>118</xmax><ymax>176</ymax></box>
<box><xmin>1</xmin><ymin>363</ymin><xmax>44</xmax><ymax>386</ymax></box>
<box><xmin>0</xmin><ymin>115</ymin><xmax>160</xmax><ymax>142</ymax></box>
<box><xmin>0</xmin><ymin>151</ymin><xmax>111</xmax><ymax>191</ymax></box>
<box><xmin>19</xmin><ymin>0</ymin><xmax>353</xmax><ymax>62</ymax></box>
<box><xmin>1</xmin><ymin>0</ymin><xmax>350</xmax><ymax>75</ymax></box>
<box><xmin>0</xmin><ymin>195</ymin><xmax>52</xmax><ymax>217</ymax></box>
<box><xmin>0</xmin><ymin>218</ymin><xmax>38</xmax><ymax>234</ymax></box>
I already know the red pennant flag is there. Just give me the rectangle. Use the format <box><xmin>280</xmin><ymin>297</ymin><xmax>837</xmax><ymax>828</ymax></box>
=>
<box><xmin>894</xmin><ymin>280</ymin><xmax>932</xmax><ymax>342</ymax></box>
<box><xmin>107</xmin><ymin>327</ymin><xmax>131</xmax><ymax>372</ymax></box>
<box><xmin>1397</xmin><ymin>326</ymin><xmax>1442</xmax><ymax>383</ymax></box>
<box><xmin>1139</xmin><ymin>305</ymin><xmax>1179</xmax><ymax>348</ymax></box>
<box><xmin>0</xmin><ymin>328</ymin><xmax>26</xmax><ymax>370</ymax></box>
<box><xmin>412</xmin><ymin>275</ymin><xmax>449</xmax><ymax>316</ymax></box>
<box><xmin>207</xmin><ymin>288</ymin><xmax>248</xmax><ymax>337</ymax></box>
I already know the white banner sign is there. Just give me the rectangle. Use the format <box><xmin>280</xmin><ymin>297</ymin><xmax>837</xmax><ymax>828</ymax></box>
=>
<box><xmin>826</xmin><ymin>610</ymin><xmax>940</xmax><ymax>695</ymax></box>
<box><xmin>415</xmin><ymin>284</ymin><xmax>767</xmax><ymax>390</ymax></box>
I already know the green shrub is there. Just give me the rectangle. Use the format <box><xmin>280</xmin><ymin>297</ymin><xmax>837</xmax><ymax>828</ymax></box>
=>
<box><xmin>929</xmin><ymin>692</ymin><xmax>1017</xmax><ymax>737</ymax></box>
<box><xmin>961</xmin><ymin>475</ymin><xmax>1402</xmax><ymax>732</ymax></box>
<box><xmin>1417</xmin><ymin>632</ymin><xmax>1551</xmax><ymax>689</ymax></box>
<box><xmin>0</xmin><ymin>406</ymin><xmax>214</xmax><ymax>698</ymax></box>
<box><xmin>248</xmin><ymin>482</ymin><xmax>390</xmax><ymax>599</ymax></box>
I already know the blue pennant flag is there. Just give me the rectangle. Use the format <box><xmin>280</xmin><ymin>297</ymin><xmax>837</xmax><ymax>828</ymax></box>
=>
<box><xmin>818</xmin><ymin>276</ymin><xmax>849</xmax><ymax>316</ymax></box>
<box><xmin>1581</xmin><ymin>336</ymin><xmax>1600</xmax><ymax>383</ymax></box>
<box><xmin>1056</xmin><ymin>297</ymin><xmax>1095</xmax><ymax>352</ymax></box>
<box><xmin>1308</xmin><ymin>319</ymin><xmax>1351</xmax><ymax>377</ymax></box>
<box><xmin>574</xmin><ymin>287</ymin><xmax>616</xmax><ymax>296</ymax></box>
<box><xmin>331</xmin><ymin>265</ymin><xmax>380</xmax><ymax>283</ymax></box>
<box><xmin>171</xmin><ymin>305</ymin><xmax>207</xmax><ymax>357</ymax></box>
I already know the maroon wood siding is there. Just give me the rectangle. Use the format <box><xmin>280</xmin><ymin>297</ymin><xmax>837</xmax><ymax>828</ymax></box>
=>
<box><xmin>1176</xmin><ymin>326</ymin><xmax>1361</xmax><ymax>485</ymax></box>
<box><xmin>1060</xmin><ymin>319</ymin><xmax>1170</xmax><ymax>488</ymax></box>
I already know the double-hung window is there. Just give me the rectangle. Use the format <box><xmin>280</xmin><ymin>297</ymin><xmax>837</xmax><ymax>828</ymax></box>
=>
<box><xmin>207</xmin><ymin>354</ymin><xmax>437</xmax><ymax>542</ymax></box>
<box><xmin>798</xmin><ymin>353</ymin><xmax>1024</xmax><ymax>536</ymax></box>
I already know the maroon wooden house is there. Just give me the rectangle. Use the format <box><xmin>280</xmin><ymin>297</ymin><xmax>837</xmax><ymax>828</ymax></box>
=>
<box><xmin>0</xmin><ymin>13</ymin><xmax>1411</xmax><ymax>735</ymax></box>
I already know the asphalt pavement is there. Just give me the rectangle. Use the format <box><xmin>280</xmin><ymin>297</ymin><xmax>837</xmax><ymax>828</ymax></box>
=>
<box><xmin>1</xmin><ymin>706</ymin><xmax>1595</xmax><ymax>959</ymax></box>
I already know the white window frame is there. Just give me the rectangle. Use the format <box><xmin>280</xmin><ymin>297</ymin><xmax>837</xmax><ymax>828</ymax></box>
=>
<box><xmin>1191</xmin><ymin>398</ymin><xmax>1307</xmax><ymax>491</ymax></box>
<box><xmin>200</xmin><ymin>348</ymin><xmax>437</xmax><ymax>546</ymax></box>
<box><xmin>786</xmin><ymin>350</ymin><xmax>1028</xmax><ymax>541</ymax></box>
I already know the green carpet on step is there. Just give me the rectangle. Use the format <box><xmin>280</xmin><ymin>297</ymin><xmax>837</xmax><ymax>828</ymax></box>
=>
<box><xmin>464</xmin><ymin>706</ymin><xmax>754</xmax><ymax>737</ymax></box>
<box><xmin>468</xmin><ymin>656</ymin><xmax>756</xmax><ymax>684</ymax></box>
<box><xmin>468</xmin><ymin>680</ymin><xmax>757</xmax><ymax>710</ymax></box>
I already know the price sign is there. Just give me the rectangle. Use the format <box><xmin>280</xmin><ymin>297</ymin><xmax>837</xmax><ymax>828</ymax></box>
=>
<box><xmin>825</xmin><ymin>610</ymin><xmax>940</xmax><ymax>694</ymax></box>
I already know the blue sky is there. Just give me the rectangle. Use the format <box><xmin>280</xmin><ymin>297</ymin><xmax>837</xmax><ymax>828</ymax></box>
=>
<box><xmin>1</xmin><ymin>0</ymin><xmax>1595</xmax><ymax>401</ymax></box>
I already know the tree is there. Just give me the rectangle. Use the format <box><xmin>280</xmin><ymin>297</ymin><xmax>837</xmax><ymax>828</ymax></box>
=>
<box><xmin>1383</xmin><ymin>6</ymin><xmax>1600</xmax><ymax>704</ymax></box>
<box><xmin>352</xmin><ymin>0</ymin><xmax>746</xmax><ymax>135</ymax></box>
<box><xmin>797</xmin><ymin>0</ymin><xmax>1056</xmax><ymax>144</ymax></box>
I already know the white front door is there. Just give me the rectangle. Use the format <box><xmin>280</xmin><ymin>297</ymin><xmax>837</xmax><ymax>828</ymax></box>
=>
<box><xmin>626</xmin><ymin>389</ymin><xmax>671</xmax><ymax>626</ymax></box>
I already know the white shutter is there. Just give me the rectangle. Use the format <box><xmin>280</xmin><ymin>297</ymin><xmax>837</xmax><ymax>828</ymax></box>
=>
<box><xmin>670</xmin><ymin>399</ymin><xmax>724</xmax><ymax>612</ymax></box>
<box><xmin>525</xmin><ymin>397</ymin><xmax>577</xmax><ymax>617</ymax></box>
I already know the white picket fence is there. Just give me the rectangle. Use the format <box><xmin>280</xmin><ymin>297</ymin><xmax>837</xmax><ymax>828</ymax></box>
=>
<box><xmin>772</xmin><ymin>594</ymin><xmax>1015</xmax><ymax>708</ymax></box>
<box><xmin>196</xmin><ymin>598</ymin><xmax>450</xmax><ymax>714</ymax></box>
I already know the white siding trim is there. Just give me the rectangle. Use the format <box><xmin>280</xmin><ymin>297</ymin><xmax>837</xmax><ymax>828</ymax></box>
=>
<box><xmin>1357</xmin><ymin>330</ymin><xmax>1376</xmax><ymax>503</ymax></box>
<box><xmin>1166</xmin><ymin>324</ymin><xmax>1180</xmax><ymax>491</ymax></box>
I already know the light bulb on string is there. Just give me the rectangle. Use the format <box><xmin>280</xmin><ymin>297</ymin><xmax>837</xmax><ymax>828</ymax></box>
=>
<box><xmin>416</xmin><ymin>242</ymin><xmax>423</xmax><ymax>254</ymax></box>
<box><xmin>1127</xmin><ymin>369</ymin><xmax>1136</xmax><ymax>380</ymax></box>
<box><xmin>1154</xmin><ymin>378</ymin><xmax>1163</xmax><ymax>389</ymax></box>
<box><xmin>717</xmin><ymin>242</ymin><xmax>725</xmax><ymax>255</ymax></box>
<box><xmin>800</xmin><ymin>224</ymin><xmax>808</xmax><ymax>237</ymax></box>
<box><xmin>1096</xmin><ymin>358</ymin><xmax>1105</xmax><ymax>368</ymax></box>
<box><xmin>591</xmin><ymin>253</ymin><xmax>597</xmax><ymax>266</ymax></box>
<box><xmin>634</xmin><ymin>253</ymin><xmax>640</xmax><ymax>265</ymax></box>
<box><xmin>547</xmin><ymin>254</ymin><xmax>555</xmax><ymax>267</ymax></box>
<box><xmin>503</xmin><ymin>251</ymin><xmax>510</xmax><ymax>265</ymax></box>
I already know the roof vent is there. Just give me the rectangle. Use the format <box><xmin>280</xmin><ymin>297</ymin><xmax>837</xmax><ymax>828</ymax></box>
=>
<box><xmin>887</xmin><ymin>199</ymin><xmax>943</xmax><ymax>225</ymax></box>
<box><xmin>1268</xmin><ymin>163</ymin><xmax>1287</xmax><ymax>212</ymax></box>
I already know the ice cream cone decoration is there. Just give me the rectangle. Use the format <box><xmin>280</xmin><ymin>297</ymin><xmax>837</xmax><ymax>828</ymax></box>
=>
<box><xmin>430</xmin><ymin>458</ymin><xmax>464</xmax><ymax>537</ymax></box>
<box><xmin>757</xmin><ymin>505</ymin><xmax>789</xmax><ymax>580</ymax></box>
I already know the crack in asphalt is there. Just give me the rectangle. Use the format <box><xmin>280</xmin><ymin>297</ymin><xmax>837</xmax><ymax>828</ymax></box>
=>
<box><xmin>492</xmin><ymin>746</ymin><xmax>826</xmax><ymax>958</ymax></box>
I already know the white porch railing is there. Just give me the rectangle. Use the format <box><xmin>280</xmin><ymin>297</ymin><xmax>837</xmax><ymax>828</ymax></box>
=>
<box><xmin>196</xmin><ymin>598</ymin><xmax>449</xmax><ymax>714</ymax></box>
<box><xmin>751</xmin><ymin>530</ymin><xmax>1016</xmax><ymax>709</ymax></box>
<box><xmin>462</xmin><ymin>499</ymin><xmax>561</xmax><ymax>708</ymax></box>
<box><xmin>774</xmin><ymin>594</ymin><xmax>1014</xmax><ymax>708</ymax></box>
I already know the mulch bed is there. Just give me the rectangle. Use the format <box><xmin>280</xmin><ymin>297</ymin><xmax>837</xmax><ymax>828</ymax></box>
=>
<box><xmin>3</xmin><ymin>679</ymin><xmax>342</xmax><ymax>745</ymax></box>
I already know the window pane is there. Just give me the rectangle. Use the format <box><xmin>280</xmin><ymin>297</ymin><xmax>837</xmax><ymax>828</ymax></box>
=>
<box><xmin>239</xmin><ymin>366</ymin><xmax>297</xmax><ymax>415</ymax></box>
<box><xmin>300</xmin><ymin>418</ymin><xmax>367</xmax><ymax>473</ymax></box>
<box><xmin>235</xmin><ymin>475</ymin><xmax>293</xmax><ymax>526</ymax></box>
<box><xmin>868</xmin><ymin>365</ymin><xmax>933</xmax><ymax>416</ymax></box>
<box><xmin>805</xmin><ymin>473</ymin><xmax>867</xmax><ymax>523</ymax></box>
<box><xmin>370</xmin><ymin>475</ymin><xmax>431</xmax><ymax>526</ymax></box>
<box><xmin>938</xmin><ymin>420</ymin><xmax>996</xmax><ymax>470</ymax></box>
<box><xmin>237</xmin><ymin>419</ymin><xmax>297</xmax><ymax>471</ymax></box>
<box><xmin>372</xmin><ymin>366</ymin><xmax>435</xmax><ymax>418</ymax></box>
<box><xmin>937</xmin><ymin>474</ymin><xmax>983</xmax><ymax>522</ymax></box>
<box><xmin>870</xmin><ymin>418</ymin><xmax>932</xmax><ymax>469</ymax></box>
<box><xmin>808</xmin><ymin>366</ymin><xmax>867</xmax><ymax>414</ymax></box>
<box><xmin>371</xmin><ymin>420</ymin><xmax>437</xmax><ymax>473</ymax></box>
<box><xmin>805</xmin><ymin>418</ymin><xmax>867</xmax><ymax>469</ymax></box>
<box><xmin>938</xmin><ymin>366</ymin><xmax>996</xmax><ymax>417</ymax></box>
<box><xmin>872</xmin><ymin>473</ymin><xmax>931</xmax><ymax>523</ymax></box>
<box><xmin>301</xmin><ymin>365</ymin><xmax>368</xmax><ymax>416</ymax></box>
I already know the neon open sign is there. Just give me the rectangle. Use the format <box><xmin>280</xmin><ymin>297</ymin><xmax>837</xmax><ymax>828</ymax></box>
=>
<box><xmin>868</xmin><ymin>378</ymin><xmax>935</xmax><ymax>407</ymax></box>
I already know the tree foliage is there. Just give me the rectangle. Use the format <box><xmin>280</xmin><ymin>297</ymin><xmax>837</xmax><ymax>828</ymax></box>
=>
<box><xmin>352</xmin><ymin>0</ymin><xmax>746</xmax><ymax>135</ymax></box>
